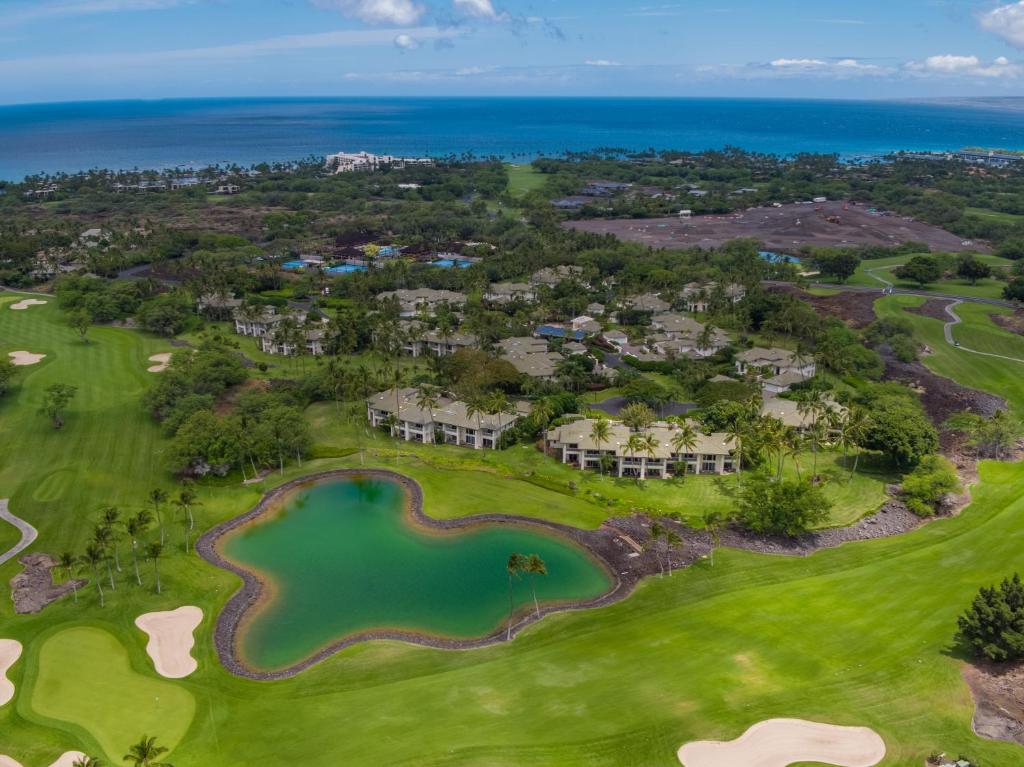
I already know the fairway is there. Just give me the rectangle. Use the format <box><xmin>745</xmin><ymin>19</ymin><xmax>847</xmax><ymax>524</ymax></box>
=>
<box><xmin>506</xmin><ymin>164</ymin><xmax>546</xmax><ymax>197</ymax></box>
<box><xmin>29</xmin><ymin>627</ymin><xmax>195</xmax><ymax>761</ymax></box>
<box><xmin>843</xmin><ymin>253</ymin><xmax>1014</xmax><ymax>300</ymax></box>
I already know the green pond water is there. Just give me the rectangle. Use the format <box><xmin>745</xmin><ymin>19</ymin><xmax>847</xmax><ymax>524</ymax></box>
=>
<box><xmin>222</xmin><ymin>475</ymin><xmax>612</xmax><ymax>671</ymax></box>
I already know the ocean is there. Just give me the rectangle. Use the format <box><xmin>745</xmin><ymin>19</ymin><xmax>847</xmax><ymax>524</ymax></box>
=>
<box><xmin>1</xmin><ymin>97</ymin><xmax>1023</xmax><ymax>181</ymax></box>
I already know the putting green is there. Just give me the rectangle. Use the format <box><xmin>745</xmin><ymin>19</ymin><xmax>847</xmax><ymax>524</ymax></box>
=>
<box><xmin>30</xmin><ymin>627</ymin><xmax>195</xmax><ymax>760</ymax></box>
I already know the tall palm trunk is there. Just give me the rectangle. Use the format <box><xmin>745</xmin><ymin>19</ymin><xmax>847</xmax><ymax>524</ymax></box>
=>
<box><xmin>131</xmin><ymin>542</ymin><xmax>142</xmax><ymax>585</ymax></box>
<box><xmin>530</xmin><ymin>576</ymin><xmax>540</xmax><ymax>616</ymax></box>
<box><xmin>94</xmin><ymin>568</ymin><xmax>105</xmax><ymax>607</ymax></box>
<box><xmin>153</xmin><ymin>560</ymin><xmax>162</xmax><ymax>594</ymax></box>
<box><xmin>106</xmin><ymin>559</ymin><xmax>116</xmax><ymax>591</ymax></box>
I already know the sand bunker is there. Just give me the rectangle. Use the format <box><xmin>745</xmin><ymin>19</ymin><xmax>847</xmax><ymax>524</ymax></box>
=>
<box><xmin>0</xmin><ymin>753</ymin><xmax>86</xmax><ymax>767</ymax></box>
<box><xmin>135</xmin><ymin>606</ymin><xmax>203</xmax><ymax>678</ymax></box>
<box><xmin>677</xmin><ymin>718</ymin><xmax>886</xmax><ymax>767</ymax></box>
<box><xmin>0</xmin><ymin>640</ymin><xmax>22</xmax><ymax>706</ymax></box>
<box><xmin>9</xmin><ymin>299</ymin><xmax>48</xmax><ymax>311</ymax></box>
<box><xmin>8</xmin><ymin>351</ymin><xmax>45</xmax><ymax>367</ymax></box>
<box><xmin>147</xmin><ymin>353</ymin><xmax>172</xmax><ymax>373</ymax></box>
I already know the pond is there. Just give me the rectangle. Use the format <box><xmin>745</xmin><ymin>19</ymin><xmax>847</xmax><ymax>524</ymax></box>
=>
<box><xmin>219</xmin><ymin>475</ymin><xmax>613</xmax><ymax>673</ymax></box>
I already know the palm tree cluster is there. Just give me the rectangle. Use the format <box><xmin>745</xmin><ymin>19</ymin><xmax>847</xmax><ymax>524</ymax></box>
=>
<box><xmin>61</xmin><ymin>486</ymin><xmax>202</xmax><ymax>605</ymax></box>
<box><xmin>505</xmin><ymin>552</ymin><xmax>548</xmax><ymax>639</ymax></box>
<box><xmin>69</xmin><ymin>733</ymin><xmax>174</xmax><ymax>767</ymax></box>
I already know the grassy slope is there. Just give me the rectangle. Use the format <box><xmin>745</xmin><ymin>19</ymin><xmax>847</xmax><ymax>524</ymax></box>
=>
<box><xmin>842</xmin><ymin>253</ymin><xmax>1014</xmax><ymax>300</ymax></box>
<box><xmin>874</xmin><ymin>295</ymin><xmax>1024</xmax><ymax>414</ymax></box>
<box><xmin>3</xmin><ymin>292</ymin><xmax>1024</xmax><ymax>766</ymax></box>
<box><xmin>506</xmin><ymin>164</ymin><xmax>546</xmax><ymax>197</ymax></box>
<box><xmin>965</xmin><ymin>207</ymin><xmax>1024</xmax><ymax>225</ymax></box>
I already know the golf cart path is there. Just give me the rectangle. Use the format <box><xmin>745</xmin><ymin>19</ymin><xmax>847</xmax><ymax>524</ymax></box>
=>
<box><xmin>943</xmin><ymin>300</ymin><xmax>1024</xmax><ymax>365</ymax></box>
<box><xmin>0</xmin><ymin>500</ymin><xmax>38</xmax><ymax>567</ymax></box>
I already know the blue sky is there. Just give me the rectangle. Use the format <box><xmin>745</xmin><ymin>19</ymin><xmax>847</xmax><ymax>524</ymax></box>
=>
<box><xmin>2</xmin><ymin>0</ymin><xmax>1024</xmax><ymax>104</ymax></box>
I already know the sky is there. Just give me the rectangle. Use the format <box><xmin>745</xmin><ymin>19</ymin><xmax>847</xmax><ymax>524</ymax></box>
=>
<box><xmin>1</xmin><ymin>0</ymin><xmax>1024</xmax><ymax>104</ymax></box>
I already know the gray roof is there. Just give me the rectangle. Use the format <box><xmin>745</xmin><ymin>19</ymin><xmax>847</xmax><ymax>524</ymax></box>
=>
<box><xmin>367</xmin><ymin>388</ymin><xmax>526</xmax><ymax>430</ymax></box>
<box><xmin>547</xmin><ymin>419</ymin><xmax>734</xmax><ymax>459</ymax></box>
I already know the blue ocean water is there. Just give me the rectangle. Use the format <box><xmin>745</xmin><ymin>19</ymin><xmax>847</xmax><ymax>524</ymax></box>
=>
<box><xmin>1</xmin><ymin>97</ymin><xmax>1023</xmax><ymax>181</ymax></box>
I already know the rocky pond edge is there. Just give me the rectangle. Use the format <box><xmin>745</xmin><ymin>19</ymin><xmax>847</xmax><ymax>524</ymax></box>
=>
<box><xmin>195</xmin><ymin>468</ymin><xmax>938</xmax><ymax>681</ymax></box>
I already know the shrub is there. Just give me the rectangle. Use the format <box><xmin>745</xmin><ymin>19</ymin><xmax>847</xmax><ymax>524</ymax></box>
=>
<box><xmin>900</xmin><ymin>455</ymin><xmax>961</xmax><ymax>516</ymax></box>
<box><xmin>732</xmin><ymin>475</ymin><xmax>832</xmax><ymax>538</ymax></box>
<box><xmin>957</xmin><ymin>573</ymin><xmax>1024</xmax><ymax>662</ymax></box>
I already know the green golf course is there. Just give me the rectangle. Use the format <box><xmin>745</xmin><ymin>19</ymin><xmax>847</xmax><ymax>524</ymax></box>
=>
<box><xmin>2</xmin><ymin>290</ymin><xmax>1024</xmax><ymax>766</ymax></box>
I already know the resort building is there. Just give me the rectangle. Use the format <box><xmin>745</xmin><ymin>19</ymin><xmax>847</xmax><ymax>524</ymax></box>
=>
<box><xmin>680</xmin><ymin>282</ymin><xmax>747</xmax><ymax>313</ymax></box>
<box><xmin>483</xmin><ymin>282</ymin><xmax>537</xmax><ymax>304</ymax></box>
<box><xmin>325</xmin><ymin>151</ymin><xmax>434</xmax><ymax>173</ymax></box>
<box><xmin>545</xmin><ymin>419</ymin><xmax>736</xmax><ymax>479</ymax></box>
<box><xmin>530</xmin><ymin>265</ymin><xmax>586</xmax><ymax>287</ymax></box>
<box><xmin>377</xmin><ymin>288</ymin><xmax>467</xmax><ymax>318</ymax></box>
<box><xmin>761</xmin><ymin>398</ymin><xmax>846</xmax><ymax>432</ymax></box>
<box><xmin>233</xmin><ymin>306</ymin><xmax>328</xmax><ymax>357</ymax></box>
<box><xmin>648</xmin><ymin>312</ymin><xmax>730</xmax><ymax>358</ymax></box>
<box><xmin>400</xmin><ymin>324</ymin><xmax>478</xmax><ymax>357</ymax></box>
<box><xmin>624</xmin><ymin>293</ymin><xmax>672</xmax><ymax>314</ymax></box>
<box><xmin>736</xmin><ymin>347</ymin><xmax>816</xmax><ymax>379</ymax></box>
<box><xmin>499</xmin><ymin>337</ymin><xmax>561</xmax><ymax>380</ymax></box>
<box><xmin>366</xmin><ymin>388</ymin><xmax>526</xmax><ymax>450</ymax></box>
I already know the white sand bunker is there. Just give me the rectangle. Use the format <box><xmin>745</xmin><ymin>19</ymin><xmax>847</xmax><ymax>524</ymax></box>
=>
<box><xmin>135</xmin><ymin>605</ymin><xmax>203</xmax><ymax>678</ymax></box>
<box><xmin>0</xmin><ymin>639</ymin><xmax>22</xmax><ymax>706</ymax></box>
<box><xmin>147</xmin><ymin>353</ymin><xmax>172</xmax><ymax>373</ymax></box>
<box><xmin>9</xmin><ymin>299</ymin><xmax>48</xmax><ymax>311</ymax></box>
<box><xmin>8</xmin><ymin>351</ymin><xmax>45</xmax><ymax>367</ymax></box>
<box><xmin>678</xmin><ymin>718</ymin><xmax>886</xmax><ymax>767</ymax></box>
<box><xmin>0</xmin><ymin>753</ymin><xmax>86</xmax><ymax>767</ymax></box>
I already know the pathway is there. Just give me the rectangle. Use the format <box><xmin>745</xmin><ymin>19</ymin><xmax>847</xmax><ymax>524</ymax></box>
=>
<box><xmin>763</xmin><ymin>280</ymin><xmax>1017</xmax><ymax>309</ymax></box>
<box><xmin>942</xmin><ymin>300</ymin><xmax>1024</xmax><ymax>365</ymax></box>
<box><xmin>0</xmin><ymin>500</ymin><xmax>38</xmax><ymax>567</ymax></box>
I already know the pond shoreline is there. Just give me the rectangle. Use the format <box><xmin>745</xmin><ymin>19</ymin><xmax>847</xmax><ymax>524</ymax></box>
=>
<box><xmin>195</xmin><ymin>468</ymin><xmax>642</xmax><ymax>681</ymax></box>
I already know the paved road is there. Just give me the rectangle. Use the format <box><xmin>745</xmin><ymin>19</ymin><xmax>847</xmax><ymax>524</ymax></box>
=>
<box><xmin>942</xmin><ymin>300</ymin><xmax>1024</xmax><ymax>365</ymax></box>
<box><xmin>0</xmin><ymin>499</ymin><xmax>38</xmax><ymax>567</ymax></box>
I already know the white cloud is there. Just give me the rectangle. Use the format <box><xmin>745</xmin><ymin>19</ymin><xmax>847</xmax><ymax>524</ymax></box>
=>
<box><xmin>0</xmin><ymin>0</ymin><xmax>195</xmax><ymax>26</ymax></box>
<box><xmin>770</xmin><ymin>58</ymin><xmax>828</xmax><ymax>67</ymax></box>
<box><xmin>699</xmin><ymin>57</ymin><xmax>888</xmax><ymax>80</ymax></box>
<box><xmin>980</xmin><ymin>2</ymin><xmax>1024</xmax><ymax>48</ymax></box>
<box><xmin>452</xmin><ymin>0</ymin><xmax>501</xmax><ymax>19</ymax></box>
<box><xmin>585</xmin><ymin>59</ymin><xmax>621</xmax><ymax>67</ymax></box>
<box><xmin>393</xmin><ymin>33</ymin><xmax>418</xmax><ymax>49</ymax></box>
<box><xmin>311</xmin><ymin>0</ymin><xmax>424</xmax><ymax>26</ymax></box>
<box><xmin>906</xmin><ymin>54</ymin><xmax>1022</xmax><ymax>78</ymax></box>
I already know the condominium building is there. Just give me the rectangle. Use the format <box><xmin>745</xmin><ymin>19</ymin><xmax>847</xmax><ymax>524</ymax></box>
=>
<box><xmin>736</xmin><ymin>347</ymin><xmax>816</xmax><ymax>379</ymax></box>
<box><xmin>377</xmin><ymin>288</ymin><xmax>467</xmax><ymax>318</ymax></box>
<box><xmin>233</xmin><ymin>306</ymin><xmax>327</xmax><ymax>356</ymax></box>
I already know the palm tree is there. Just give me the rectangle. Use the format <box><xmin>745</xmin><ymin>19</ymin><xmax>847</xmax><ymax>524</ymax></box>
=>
<box><xmin>626</xmin><ymin>433</ymin><xmax>647</xmax><ymax>481</ymax></box>
<box><xmin>621</xmin><ymin>402</ymin><xmax>655</xmax><ymax>432</ymax></box>
<box><xmin>126</xmin><ymin>511</ymin><xmax>151</xmax><ymax>586</ymax></box>
<box><xmin>524</xmin><ymin>554</ymin><xmax>547</xmax><ymax>616</ymax></box>
<box><xmin>415</xmin><ymin>384</ymin><xmax>441</xmax><ymax>442</ymax></box>
<box><xmin>123</xmin><ymin>735</ymin><xmax>173</xmax><ymax>767</ymax></box>
<box><xmin>79</xmin><ymin>544</ymin><xmax>106</xmax><ymax>607</ymax></box>
<box><xmin>838</xmin><ymin>406</ymin><xmax>871</xmax><ymax>482</ymax></box>
<box><xmin>796</xmin><ymin>390</ymin><xmax>826</xmax><ymax>478</ymax></box>
<box><xmin>670</xmin><ymin>422</ymin><xmax>699</xmax><ymax>478</ymax></box>
<box><xmin>145</xmin><ymin>543</ymin><xmax>164</xmax><ymax>595</ymax></box>
<box><xmin>530</xmin><ymin>398</ymin><xmax>555</xmax><ymax>432</ymax></box>
<box><xmin>725</xmin><ymin>422</ymin><xmax>745</xmax><ymax>488</ymax></box>
<box><xmin>100</xmin><ymin>506</ymin><xmax>122</xmax><ymax>571</ymax></box>
<box><xmin>505</xmin><ymin>552</ymin><xmax>527</xmax><ymax>640</ymax></box>
<box><xmin>648</xmin><ymin>522</ymin><xmax>666</xmax><ymax>576</ymax></box>
<box><xmin>72</xmin><ymin>756</ymin><xmax>104</xmax><ymax>767</ymax></box>
<box><xmin>174</xmin><ymin>487</ymin><xmax>198</xmax><ymax>531</ymax></box>
<box><xmin>92</xmin><ymin>525</ymin><xmax>117</xmax><ymax>591</ymax></box>
<box><xmin>465</xmin><ymin>394</ymin><xmax>488</xmax><ymax>450</ymax></box>
<box><xmin>702</xmin><ymin>510</ymin><xmax>724</xmax><ymax>567</ymax></box>
<box><xmin>664</xmin><ymin>529</ymin><xmax>683</xmax><ymax>575</ymax></box>
<box><xmin>148</xmin><ymin>488</ymin><xmax>168</xmax><ymax>546</ymax></box>
<box><xmin>59</xmin><ymin>551</ymin><xmax>79</xmax><ymax>603</ymax></box>
<box><xmin>589</xmin><ymin>418</ymin><xmax>612</xmax><ymax>474</ymax></box>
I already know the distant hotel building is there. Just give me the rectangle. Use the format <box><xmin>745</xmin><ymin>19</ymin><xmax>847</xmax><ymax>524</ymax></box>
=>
<box><xmin>325</xmin><ymin>151</ymin><xmax>435</xmax><ymax>174</ymax></box>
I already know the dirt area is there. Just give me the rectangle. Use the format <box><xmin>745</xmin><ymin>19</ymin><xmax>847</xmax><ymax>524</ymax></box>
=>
<box><xmin>767</xmin><ymin>284</ymin><xmax>877</xmax><ymax>328</ymax></box>
<box><xmin>962</xmin><ymin>661</ymin><xmax>1024</xmax><ymax>746</ymax></box>
<box><xmin>991</xmin><ymin>310</ymin><xmax>1024</xmax><ymax>336</ymax></box>
<box><xmin>215</xmin><ymin>378</ymin><xmax>269</xmax><ymax>415</ymax></box>
<box><xmin>906</xmin><ymin>298</ymin><xmax>954</xmax><ymax>322</ymax></box>
<box><xmin>10</xmin><ymin>553</ymin><xmax>84</xmax><ymax>614</ymax></box>
<box><xmin>882</xmin><ymin>350</ymin><xmax>1006</xmax><ymax>428</ymax></box>
<box><xmin>565</xmin><ymin>201</ymin><xmax>987</xmax><ymax>253</ymax></box>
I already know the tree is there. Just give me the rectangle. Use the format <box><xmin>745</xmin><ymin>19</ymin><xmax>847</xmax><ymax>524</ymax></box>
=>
<box><xmin>1004</xmin><ymin>280</ymin><xmax>1024</xmax><ymax>302</ymax></box>
<box><xmin>0</xmin><ymin>359</ymin><xmax>16</xmax><ymax>397</ymax></box>
<box><xmin>956</xmin><ymin>254</ymin><xmax>992</xmax><ymax>285</ymax></box>
<box><xmin>123</xmin><ymin>735</ymin><xmax>173</xmax><ymax>767</ymax></box>
<box><xmin>621</xmin><ymin>402</ymin><xmax>655</xmax><ymax>432</ymax></box>
<box><xmin>861</xmin><ymin>395</ymin><xmax>938</xmax><ymax>468</ymax></box>
<box><xmin>146</xmin><ymin>542</ymin><xmax>165</xmax><ymax>595</ymax></box>
<box><xmin>78</xmin><ymin>544</ymin><xmax>107</xmax><ymax>607</ymax></box>
<box><xmin>893</xmin><ymin>255</ymin><xmax>942</xmax><ymax>287</ymax></box>
<box><xmin>72</xmin><ymin>757</ymin><xmax>104</xmax><ymax>767</ymax></box>
<box><xmin>126</xmin><ymin>511</ymin><xmax>151</xmax><ymax>586</ymax></box>
<box><xmin>812</xmin><ymin>249</ymin><xmax>860</xmax><ymax>283</ymax></box>
<box><xmin>733</xmin><ymin>475</ymin><xmax>831</xmax><ymax>538</ymax></box>
<box><xmin>670</xmin><ymin>422</ymin><xmax>699</xmax><ymax>478</ymax></box>
<box><xmin>92</xmin><ymin>525</ymin><xmax>117</xmax><ymax>592</ymax></box>
<box><xmin>67</xmin><ymin>308</ymin><xmax>92</xmax><ymax>343</ymax></box>
<box><xmin>945</xmin><ymin>410</ymin><xmax>1023</xmax><ymax>460</ymax></box>
<box><xmin>38</xmin><ymin>383</ymin><xmax>78</xmax><ymax>429</ymax></box>
<box><xmin>590</xmin><ymin>418</ymin><xmax>612</xmax><ymax>474</ymax></box>
<box><xmin>701</xmin><ymin>510</ymin><xmax>724</xmax><ymax>567</ymax></box>
<box><xmin>137</xmin><ymin>292</ymin><xmax>194</xmax><ymax>336</ymax></box>
<box><xmin>59</xmin><ymin>551</ymin><xmax>79</xmax><ymax>603</ymax></box>
<box><xmin>524</xmin><ymin>554</ymin><xmax>547</xmax><ymax>616</ymax></box>
<box><xmin>664</xmin><ymin>528</ymin><xmax>682</xmax><ymax>575</ymax></box>
<box><xmin>505</xmin><ymin>553</ymin><xmax>527</xmax><ymax>640</ymax></box>
<box><xmin>957</xmin><ymin>573</ymin><xmax>1024</xmax><ymax>663</ymax></box>
<box><xmin>833</xmin><ymin>406</ymin><xmax>871</xmax><ymax>481</ymax></box>
<box><xmin>648</xmin><ymin>522</ymin><xmax>666</xmax><ymax>576</ymax></box>
<box><xmin>100</xmin><ymin>507</ymin><xmax>123</xmax><ymax>572</ymax></box>
<box><xmin>148</xmin><ymin>488</ymin><xmax>168</xmax><ymax>546</ymax></box>
<box><xmin>901</xmin><ymin>455</ymin><xmax>961</xmax><ymax>516</ymax></box>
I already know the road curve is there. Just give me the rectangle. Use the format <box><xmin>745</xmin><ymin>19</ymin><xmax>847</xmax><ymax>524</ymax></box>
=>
<box><xmin>942</xmin><ymin>300</ymin><xmax>1024</xmax><ymax>365</ymax></box>
<box><xmin>0</xmin><ymin>500</ymin><xmax>38</xmax><ymax>567</ymax></box>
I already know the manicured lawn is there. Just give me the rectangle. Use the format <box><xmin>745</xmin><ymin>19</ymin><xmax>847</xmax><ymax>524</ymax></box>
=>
<box><xmin>506</xmin><ymin>164</ymin><xmax>546</xmax><ymax>197</ymax></box>
<box><xmin>27</xmin><ymin>626</ymin><xmax>195</xmax><ymax>761</ymax></box>
<box><xmin>875</xmin><ymin>295</ymin><xmax>1024</xmax><ymax>413</ymax></box>
<box><xmin>965</xmin><ymin>207</ymin><xmax>1024</xmax><ymax>225</ymax></box>
<box><xmin>5</xmin><ymin>290</ymin><xmax>1024</xmax><ymax>767</ymax></box>
<box><xmin>842</xmin><ymin>253</ymin><xmax>1014</xmax><ymax>300</ymax></box>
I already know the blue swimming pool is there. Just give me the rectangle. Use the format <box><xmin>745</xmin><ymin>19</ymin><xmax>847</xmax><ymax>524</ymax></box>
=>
<box><xmin>432</xmin><ymin>258</ymin><xmax>474</xmax><ymax>269</ymax></box>
<box><xmin>281</xmin><ymin>260</ymin><xmax>306</xmax><ymax>270</ymax></box>
<box><xmin>759</xmin><ymin>251</ymin><xmax>801</xmax><ymax>265</ymax></box>
<box><xmin>325</xmin><ymin>264</ymin><xmax>368</xmax><ymax>274</ymax></box>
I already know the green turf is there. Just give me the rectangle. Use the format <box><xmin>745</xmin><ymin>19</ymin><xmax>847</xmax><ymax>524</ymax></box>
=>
<box><xmin>965</xmin><ymin>207</ymin><xmax>1024</xmax><ymax>225</ymax></box>
<box><xmin>842</xmin><ymin>253</ymin><xmax>1014</xmax><ymax>300</ymax></box>
<box><xmin>28</xmin><ymin>626</ymin><xmax>195</xmax><ymax>761</ymax></box>
<box><xmin>874</xmin><ymin>295</ymin><xmax>1024</xmax><ymax>414</ymax></box>
<box><xmin>5</xmin><ymin>291</ymin><xmax>1024</xmax><ymax>766</ymax></box>
<box><xmin>506</xmin><ymin>164</ymin><xmax>546</xmax><ymax>197</ymax></box>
